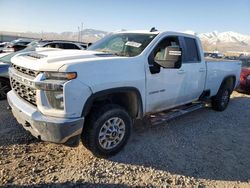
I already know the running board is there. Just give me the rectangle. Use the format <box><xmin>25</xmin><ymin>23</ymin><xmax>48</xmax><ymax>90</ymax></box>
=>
<box><xmin>149</xmin><ymin>103</ymin><xmax>205</xmax><ymax>125</ymax></box>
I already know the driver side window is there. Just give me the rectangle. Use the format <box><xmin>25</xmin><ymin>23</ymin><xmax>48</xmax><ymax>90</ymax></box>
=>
<box><xmin>154</xmin><ymin>37</ymin><xmax>180</xmax><ymax>62</ymax></box>
<box><xmin>150</xmin><ymin>36</ymin><xmax>182</xmax><ymax>70</ymax></box>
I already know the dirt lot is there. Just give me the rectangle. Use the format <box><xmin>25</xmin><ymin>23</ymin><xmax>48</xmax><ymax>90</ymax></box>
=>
<box><xmin>0</xmin><ymin>92</ymin><xmax>249</xmax><ymax>187</ymax></box>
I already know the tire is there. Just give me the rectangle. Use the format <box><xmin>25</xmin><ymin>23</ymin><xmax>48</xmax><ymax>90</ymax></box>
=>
<box><xmin>211</xmin><ymin>86</ymin><xmax>231</xmax><ymax>111</ymax></box>
<box><xmin>0</xmin><ymin>78</ymin><xmax>11</xmax><ymax>100</ymax></box>
<box><xmin>82</xmin><ymin>104</ymin><xmax>132</xmax><ymax>157</ymax></box>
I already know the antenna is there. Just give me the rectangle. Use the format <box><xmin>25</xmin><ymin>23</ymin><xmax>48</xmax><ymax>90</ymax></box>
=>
<box><xmin>150</xmin><ymin>27</ymin><xmax>158</xmax><ymax>32</ymax></box>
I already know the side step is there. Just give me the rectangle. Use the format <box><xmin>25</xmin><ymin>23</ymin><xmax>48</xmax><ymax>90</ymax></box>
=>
<box><xmin>149</xmin><ymin>103</ymin><xmax>205</xmax><ymax>125</ymax></box>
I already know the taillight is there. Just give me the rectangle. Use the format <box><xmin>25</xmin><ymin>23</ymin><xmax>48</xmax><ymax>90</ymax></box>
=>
<box><xmin>240</xmin><ymin>75</ymin><xmax>245</xmax><ymax>81</ymax></box>
<box><xmin>240</xmin><ymin>70</ymin><xmax>249</xmax><ymax>81</ymax></box>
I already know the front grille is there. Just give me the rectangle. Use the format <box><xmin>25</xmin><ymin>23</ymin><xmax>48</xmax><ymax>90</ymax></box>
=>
<box><xmin>12</xmin><ymin>64</ymin><xmax>38</xmax><ymax>77</ymax></box>
<box><xmin>10</xmin><ymin>77</ymin><xmax>37</xmax><ymax>106</ymax></box>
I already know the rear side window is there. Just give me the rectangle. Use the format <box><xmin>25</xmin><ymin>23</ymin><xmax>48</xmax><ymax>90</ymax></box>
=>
<box><xmin>16</xmin><ymin>42</ymin><xmax>29</xmax><ymax>46</ymax></box>
<box><xmin>183</xmin><ymin>37</ymin><xmax>200</xmax><ymax>62</ymax></box>
<box><xmin>62</xmin><ymin>43</ymin><xmax>80</xmax><ymax>49</ymax></box>
<box><xmin>44</xmin><ymin>43</ymin><xmax>63</xmax><ymax>48</ymax></box>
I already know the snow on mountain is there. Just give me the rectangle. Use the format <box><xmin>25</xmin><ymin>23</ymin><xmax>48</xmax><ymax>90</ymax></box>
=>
<box><xmin>2</xmin><ymin>29</ymin><xmax>250</xmax><ymax>47</ymax></box>
<box><xmin>85</xmin><ymin>29</ymin><xmax>250</xmax><ymax>46</ymax></box>
<box><xmin>184</xmin><ymin>30</ymin><xmax>250</xmax><ymax>45</ymax></box>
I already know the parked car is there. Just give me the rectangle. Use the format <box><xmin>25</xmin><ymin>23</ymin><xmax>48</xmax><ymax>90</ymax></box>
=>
<box><xmin>30</xmin><ymin>40</ymin><xmax>89</xmax><ymax>50</ymax></box>
<box><xmin>7</xmin><ymin>30</ymin><xmax>241</xmax><ymax>157</ymax></box>
<box><xmin>0</xmin><ymin>53</ymin><xmax>11</xmax><ymax>99</ymax></box>
<box><xmin>211</xmin><ymin>52</ymin><xmax>224</xmax><ymax>59</ymax></box>
<box><xmin>237</xmin><ymin>58</ymin><xmax>250</xmax><ymax>93</ymax></box>
<box><xmin>0</xmin><ymin>42</ymin><xmax>9</xmax><ymax>53</ymax></box>
<box><xmin>0</xmin><ymin>39</ymin><xmax>89</xmax><ymax>99</ymax></box>
<box><xmin>204</xmin><ymin>52</ymin><xmax>212</xmax><ymax>57</ymax></box>
<box><xmin>2</xmin><ymin>39</ymin><xmax>33</xmax><ymax>53</ymax></box>
<box><xmin>224</xmin><ymin>56</ymin><xmax>239</xmax><ymax>60</ymax></box>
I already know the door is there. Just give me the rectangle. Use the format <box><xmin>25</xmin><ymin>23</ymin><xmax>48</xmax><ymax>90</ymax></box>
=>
<box><xmin>146</xmin><ymin>36</ymin><xmax>186</xmax><ymax>113</ymax></box>
<box><xmin>180</xmin><ymin>37</ymin><xmax>206</xmax><ymax>102</ymax></box>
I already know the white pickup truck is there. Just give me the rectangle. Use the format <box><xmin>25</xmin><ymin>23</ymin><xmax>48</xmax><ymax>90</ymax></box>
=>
<box><xmin>7</xmin><ymin>30</ymin><xmax>241</xmax><ymax>157</ymax></box>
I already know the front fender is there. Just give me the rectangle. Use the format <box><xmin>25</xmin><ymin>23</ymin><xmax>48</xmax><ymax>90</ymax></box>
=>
<box><xmin>37</xmin><ymin>79</ymin><xmax>93</xmax><ymax>118</ymax></box>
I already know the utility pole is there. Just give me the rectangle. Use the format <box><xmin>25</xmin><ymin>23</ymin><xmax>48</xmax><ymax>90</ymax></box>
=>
<box><xmin>81</xmin><ymin>22</ymin><xmax>83</xmax><ymax>42</ymax></box>
<box><xmin>78</xmin><ymin>26</ymin><xmax>80</xmax><ymax>42</ymax></box>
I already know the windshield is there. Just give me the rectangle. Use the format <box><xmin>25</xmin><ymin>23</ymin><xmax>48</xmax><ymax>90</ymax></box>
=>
<box><xmin>88</xmin><ymin>33</ymin><xmax>157</xmax><ymax>57</ymax></box>
<box><xmin>26</xmin><ymin>40</ymin><xmax>39</xmax><ymax>48</ymax></box>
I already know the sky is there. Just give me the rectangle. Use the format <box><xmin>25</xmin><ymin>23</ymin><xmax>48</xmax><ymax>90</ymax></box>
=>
<box><xmin>0</xmin><ymin>0</ymin><xmax>250</xmax><ymax>34</ymax></box>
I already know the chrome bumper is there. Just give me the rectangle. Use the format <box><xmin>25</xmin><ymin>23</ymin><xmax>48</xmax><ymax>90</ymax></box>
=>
<box><xmin>7</xmin><ymin>90</ymin><xmax>84</xmax><ymax>143</ymax></box>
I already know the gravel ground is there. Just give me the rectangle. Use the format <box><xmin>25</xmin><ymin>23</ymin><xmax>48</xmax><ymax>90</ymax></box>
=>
<box><xmin>0</xmin><ymin>91</ymin><xmax>249</xmax><ymax>187</ymax></box>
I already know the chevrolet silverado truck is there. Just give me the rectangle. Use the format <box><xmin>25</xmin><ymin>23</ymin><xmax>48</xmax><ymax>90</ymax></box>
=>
<box><xmin>7</xmin><ymin>30</ymin><xmax>241</xmax><ymax>157</ymax></box>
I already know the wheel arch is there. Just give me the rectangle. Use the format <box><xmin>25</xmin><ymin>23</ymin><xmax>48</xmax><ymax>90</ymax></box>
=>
<box><xmin>82</xmin><ymin>87</ymin><xmax>143</xmax><ymax>119</ymax></box>
<box><xmin>219</xmin><ymin>75</ymin><xmax>236</xmax><ymax>94</ymax></box>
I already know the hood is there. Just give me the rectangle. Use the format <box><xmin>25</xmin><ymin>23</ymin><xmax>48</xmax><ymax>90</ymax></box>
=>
<box><xmin>10</xmin><ymin>49</ymin><xmax>121</xmax><ymax>72</ymax></box>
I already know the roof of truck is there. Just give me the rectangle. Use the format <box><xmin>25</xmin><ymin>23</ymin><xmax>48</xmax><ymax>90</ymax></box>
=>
<box><xmin>117</xmin><ymin>30</ymin><xmax>160</xmax><ymax>34</ymax></box>
<box><xmin>116</xmin><ymin>30</ymin><xmax>197</xmax><ymax>38</ymax></box>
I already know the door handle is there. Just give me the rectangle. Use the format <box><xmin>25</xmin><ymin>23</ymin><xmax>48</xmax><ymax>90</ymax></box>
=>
<box><xmin>178</xmin><ymin>69</ymin><xmax>185</xmax><ymax>74</ymax></box>
<box><xmin>199</xmin><ymin>68</ymin><xmax>206</xmax><ymax>73</ymax></box>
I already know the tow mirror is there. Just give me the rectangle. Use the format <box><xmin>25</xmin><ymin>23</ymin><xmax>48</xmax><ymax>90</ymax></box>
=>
<box><xmin>154</xmin><ymin>46</ymin><xmax>182</xmax><ymax>69</ymax></box>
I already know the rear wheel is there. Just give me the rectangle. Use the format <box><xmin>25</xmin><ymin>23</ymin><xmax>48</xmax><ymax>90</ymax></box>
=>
<box><xmin>211</xmin><ymin>86</ymin><xmax>231</xmax><ymax>111</ymax></box>
<box><xmin>82</xmin><ymin>104</ymin><xmax>132</xmax><ymax>157</ymax></box>
<box><xmin>0</xmin><ymin>78</ymin><xmax>11</xmax><ymax>100</ymax></box>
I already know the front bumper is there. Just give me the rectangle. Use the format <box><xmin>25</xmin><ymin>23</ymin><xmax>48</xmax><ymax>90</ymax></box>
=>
<box><xmin>7</xmin><ymin>90</ymin><xmax>84</xmax><ymax>143</ymax></box>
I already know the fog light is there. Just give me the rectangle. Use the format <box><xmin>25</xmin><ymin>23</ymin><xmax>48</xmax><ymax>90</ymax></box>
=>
<box><xmin>45</xmin><ymin>91</ymin><xmax>64</xmax><ymax>110</ymax></box>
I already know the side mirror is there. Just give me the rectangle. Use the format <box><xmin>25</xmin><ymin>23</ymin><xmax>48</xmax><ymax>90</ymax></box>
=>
<box><xmin>154</xmin><ymin>46</ymin><xmax>182</xmax><ymax>69</ymax></box>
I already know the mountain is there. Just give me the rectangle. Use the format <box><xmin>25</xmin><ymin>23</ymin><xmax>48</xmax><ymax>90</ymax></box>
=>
<box><xmin>0</xmin><ymin>29</ymin><xmax>109</xmax><ymax>43</ymax></box>
<box><xmin>197</xmin><ymin>31</ymin><xmax>250</xmax><ymax>45</ymax></box>
<box><xmin>184</xmin><ymin>30</ymin><xmax>250</xmax><ymax>44</ymax></box>
<box><xmin>184</xmin><ymin>31</ymin><xmax>250</xmax><ymax>52</ymax></box>
<box><xmin>1</xmin><ymin>29</ymin><xmax>250</xmax><ymax>52</ymax></box>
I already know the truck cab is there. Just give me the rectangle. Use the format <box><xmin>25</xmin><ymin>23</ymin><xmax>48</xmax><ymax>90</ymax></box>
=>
<box><xmin>145</xmin><ymin>33</ymin><xmax>207</xmax><ymax>112</ymax></box>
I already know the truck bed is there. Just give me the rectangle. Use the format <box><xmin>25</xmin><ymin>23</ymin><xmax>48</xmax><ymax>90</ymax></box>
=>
<box><xmin>205</xmin><ymin>57</ymin><xmax>239</xmax><ymax>62</ymax></box>
<box><xmin>205</xmin><ymin>59</ymin><xmax>241</xmax><ymax>96</ymax></box>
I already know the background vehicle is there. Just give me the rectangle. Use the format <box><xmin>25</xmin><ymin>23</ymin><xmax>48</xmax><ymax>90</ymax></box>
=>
<box><xmin>7</xmin><ymin>30</ymin><xmax>241</xmax><ymax>157</ymax></box>
<box><xmin>30</xmin><ymin>40</ymin><xmax>89</xmax><ymax>50</ymax></box>
<box><xmin>237</xmin><ymin>58</ymin><xmax>250</xmax><ymax>93</ymax></box>
<box><xmin>0</xmin><ymin>40</ymin><xmax>89</xmax><ymax>99</ymax></box>
<box><xmin>0</xmin><ymin>54</ymin><xmax>11</xmax><ymax>100</ymax></box>
<box><xmin>2</xmin><ymin>39</ymin><xmax>33</xmax><ymax>53</ymax></box>
<box><xmin>211</xmin><ymin>52</ymin><xmax>224</xmax><ymax>58</ymax></box>
<box><xmin>0</xmin><ymin>42</ymin><xmax>8</xmax><ymax>53</ymax></box>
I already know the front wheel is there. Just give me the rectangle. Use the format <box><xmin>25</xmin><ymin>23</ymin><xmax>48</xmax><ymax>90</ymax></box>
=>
<box><xmin>211</xmin><ymin>87</ymin><xmax>231</xmax><ymax>111</ymax></box>
<box><xmin>82</xmin><ymin>104</ymin><xmax>132</xmax><ymax>157</ymax></box>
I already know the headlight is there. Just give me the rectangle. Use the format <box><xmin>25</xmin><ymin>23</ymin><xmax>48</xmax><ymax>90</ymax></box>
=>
<box><xmin>35</xmin><ymin>72</ymin><xmax>77</xmax><ymax>110</ymax></box>
<box><xmin>44</xmin><ymin>72</ymin><xmax>77</xmax><ymax>80</ymax></box>
<box><xmin>35</xmin><ymin>80</ymin><xmax>64</xmax><ymax>91</ymax></box>
<box><xmin>35</xmin><ymin>72</ymin><xmax>77</xmax><ymax>91</ymax></box>
<box><xmin>45</xmin><ymin>91</ymin><xmax>64</xmax><ymax>110</ymax></box>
